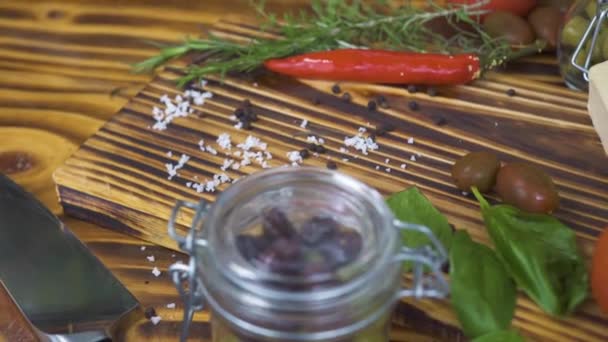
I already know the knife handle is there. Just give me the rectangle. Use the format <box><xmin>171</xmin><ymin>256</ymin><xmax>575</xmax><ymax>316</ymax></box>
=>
<box><xmin>0</xmin><ymin>280</ymin><xmax>40</xmax><ymax>342</ymax></box>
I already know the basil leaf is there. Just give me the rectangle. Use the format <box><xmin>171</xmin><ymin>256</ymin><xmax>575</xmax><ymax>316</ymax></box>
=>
<box><xmin>386</xmin><ymin>187</ymin><xmax>452</xmax><ymax>261</ymax></box>
<box><xmin>472</xmin><ymin>330</ymin><xmax>526</xmax><ymax>342</ymax></box>
<box><xmin>450</xmin><ymin>230</ymin><xmax>517</xmax><ymax>338</ymax></box>
<box><xmin>472</xmin><ymin>187</ymin><xmax>588</xmax><ymax>316</ymax></box>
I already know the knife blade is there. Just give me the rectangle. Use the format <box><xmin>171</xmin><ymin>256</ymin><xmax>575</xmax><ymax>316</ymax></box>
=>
<box><xmin>0</xmin><ymin>173</ymin><xmax>142</xmax><ymax>341</ymax></box>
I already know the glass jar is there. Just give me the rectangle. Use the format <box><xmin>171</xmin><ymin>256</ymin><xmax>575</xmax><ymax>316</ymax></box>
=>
<box><xmin>167</xmin><ymin>167</ymin><xmax>448</xmax><ymax>342</ymax></box>
<box><xmin>558</xmin><ymin>0</ymin><xmax>608</xmax><ymax>90</ymax></box>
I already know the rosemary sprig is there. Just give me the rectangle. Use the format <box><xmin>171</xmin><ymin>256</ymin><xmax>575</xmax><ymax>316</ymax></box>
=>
<box><xmin>134</xmin><ymin>0</ymin><xmax>528</xmax><ymax>87</ymax></box>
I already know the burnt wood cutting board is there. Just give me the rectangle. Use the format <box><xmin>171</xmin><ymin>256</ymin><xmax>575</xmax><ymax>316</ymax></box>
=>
<box><xmin>53</xmin><ymin>20</ymin><xmax>608</xmax><ymax>341</ymax></box>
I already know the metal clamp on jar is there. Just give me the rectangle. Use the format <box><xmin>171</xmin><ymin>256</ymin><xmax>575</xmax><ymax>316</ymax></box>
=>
<box><xmin>559</xmin><ymin>0</ymin><xmax>608</xmax><ymax>90</ymax></box>
<box><xmin>167</xmin><ymin>167</ymin><xmax>449</xmax><ymax>342</ymax></box>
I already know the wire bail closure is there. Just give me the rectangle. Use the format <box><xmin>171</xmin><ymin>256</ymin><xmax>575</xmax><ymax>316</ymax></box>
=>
<box><xmin>571</xmin><ymin>0</ymin><xmax>608</xmax><ymax>81</ymax></box>
<box><xmin>167</xmin><ymin>200</ymin><xmax>209</xmax><ymax>342</ymax></box>
<box><xmin>392</xmin><ymin>220</ymin><xmax>449</xmax><ymax>300</ymax></box>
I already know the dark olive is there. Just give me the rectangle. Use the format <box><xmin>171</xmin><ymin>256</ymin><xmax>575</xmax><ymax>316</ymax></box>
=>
<box><xmin>528</xmin><ymin>6</ymin><xmax>562</xmax><ymax>49</ymax></box>
<box><xmin>483</xmin><ymin>11</ymin><xmax>536</xmax><ymax>46</ymax></box>
<box><xmin>495</xmin><ymin>162</ymin><xmax>560</xmax><ymax>214</ymax></box>
<box><xmin>451</xmin><ymin>151</ymin><xmax>501</xmax><ymax>193</ymax></box>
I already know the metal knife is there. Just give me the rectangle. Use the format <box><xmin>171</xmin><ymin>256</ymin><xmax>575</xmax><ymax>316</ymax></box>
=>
<box><xmin>0</xmin><ymin>173</ymin><xmax>142</xmax><ymax>341</ymax></box>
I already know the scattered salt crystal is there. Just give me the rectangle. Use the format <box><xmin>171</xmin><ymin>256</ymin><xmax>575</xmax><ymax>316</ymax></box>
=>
<box><xmin>494</xmin><ymin>122</ymin><xmax>499</xmax><ymax>127</ymax></box>
<box><xmin>166</xmin><ymin>151</ymin><xmax>173</xmax><ymax>157</ymax></box>
<box><xmin>344</xmin><ymin>135</ymin><xmax>378</xmax><ymax>155</ymax></box>
<box><xmin>264</xmin><ymin>151</ymin><xmax>273</xmax><ymax>160</ymax></box>
<box><xmin>234</xmin><ymin>122</ymin><xmax>243</xmax><ymax>129</ymax></box>
<box><xmin>140</xmin><ymin>246</ymin><xmax>146</xmax><ymax>251</ymax></box>
<box><xmin>407</xmin><ymin>137</ymin><xmax>415</xmax><ymax>144</ymax></box>
<box><xmin>400</xmin><ymin>164</ymin><xmax>407</xmax><ymax>169</ymax></box>
<box><xmin>410</xmin><ymin>155</ymin><xmax>417</xmax><ymax>162</ymax></box>
<box><xmin>146</xmin><ymin>255</ymin><xmax>155</xmax><ymax>262</ymax></box>
<box><xmin>300</xmin><ymin>119</ymin><xmax>308</xmax><ymax>128</ymax></box>
<box><xmin>385</xmin><ymin>158</ymin><xmax>390</xmax><ymax>164</ymax></box>
<box><xmin>233</xmin><ymin>151</ymin><xmax>242</xmax><ymax>157</ymax></box>
<box><xmin>339</xmin><ymin>147</ymin><xmax>347</xmax><ymax>153</ymax></box>
<box><xmin>358</xmin><ymin>127</ymin><xmax>367</xmax><ymax>133</ymax></box>
<box><xmin>172</xmin><ymin>254</ymin><xmax>176</xmax><ymax>258</ymax></box>
<box><xmin>152</xmin><ymin>267</ymin><xmax>161</xmax><ymax>277</ymax></box>
<box><xmin>231</xmin><ymin>163</ymin><xmax>241</xmax><ymax>170</ymax></box>
<box><xmin>287</xmin><ymin>151</ymin><xmax>303</xmax><ymax>164</ymax></box>
<box><xmin>217</xmin><ymin>133</ymin><xmax>232</xmax><ymax>150</ymax></box>
<box><xmin>462</xmin><ymin>191</ymin><xmax>469</xmax><ymax>196</ymax></box>
<box><xmin>253</xmin><ymin>82</ymin><xmax>258</xmax><ymax>87</ymax></box>
<box><xmin>230</xmin><ymin>115</ymin><xmax>237</xmax><ymax>121</ymax></box>
<box><xmin>166</xmin><ymin>303</ymin><xmax>176</xmax><ymax>309</ymax></box>
<box><xmin>165</xmin><ymin>154</ymin><xmax>190</xmax><ymax>180</ymax></box>
<box><xmin>221</xmin><ymin>159</ymin><xmax>234</xmax><ymax>171</ymax></box>
<box><xmin>206</xmin><ymin>145</ymin><xmax>218</xmax><ymax>155</ymax></box>
<box><xmin>386</xmin><ymin>168</ymin><xmax>391</xmax><ymax>173</ymax></box>
<box><xmin>307</xmin><ymin>136</ymin><xmax>323</xmax><ymax>145</ymax></box>
<box><xmin>198</xmin><ymin>139</ymin><xmax>205</xmax><ymax>151</ymax></box>
<box><xmin>200</xmin><ymin>80</ymin><xmax>208</xmax><ymax>87</ymax></box>
<box><xmin>150</xmin><ymin>316</ymin><xmax>162</xmax><ymax>325</ymax></box>
<box><xmin>375</xmin><ymin>166</ymin><xmax>380</xmax><ymax>170</ymax></box>
<box><xmin>175</xmin><ymin>95</ymin><xmax>183</xmax><ymax>103</ymax></box>
<box><xmin>342</xmin><ymin>158</ymin><xmax>349</xmax><ymax>162</ymax></box>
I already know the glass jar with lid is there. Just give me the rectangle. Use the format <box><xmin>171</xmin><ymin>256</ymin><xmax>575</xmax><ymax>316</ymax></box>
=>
<box><xmin>168</xmin><ymin>167</ymin><xmax>448</xmax><ymax>342</ymax></box>
<box><xmin>558</xmin><ymin>0</ymin><xmax>608</xmax><ymax>90</ymax></box>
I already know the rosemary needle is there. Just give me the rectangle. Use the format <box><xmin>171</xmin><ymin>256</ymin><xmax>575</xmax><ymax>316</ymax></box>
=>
<box><xmin>133</xmin><ymin>0</ymin><xmax>529</xmax><ymax>86</ymax></box>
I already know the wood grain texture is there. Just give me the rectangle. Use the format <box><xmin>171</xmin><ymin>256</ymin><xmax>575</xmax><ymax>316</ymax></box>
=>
<box><xmin>0</xmin><ymin>281</ymin><xmax>39</xmax><ymax>342</ymax></box>
<box><xmin>52</xmin><ymin>17</ymin><xmax>608</xmax><ymax>342</ymax></box>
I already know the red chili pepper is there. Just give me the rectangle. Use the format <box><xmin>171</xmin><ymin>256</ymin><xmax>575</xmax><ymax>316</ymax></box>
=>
<box><xmin>264</xmin><ymin>49</ymin><xmax>480</xmax><ymax>85</ymax></box>
<box><xmin>447</xmin><ymin>0</ymin><xmax>537</xmax><ymax>19</ymax></box>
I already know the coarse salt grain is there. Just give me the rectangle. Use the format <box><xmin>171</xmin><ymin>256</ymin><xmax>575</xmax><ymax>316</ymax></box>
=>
<box><xmin>146</xmin><ymin>255</ymin><xmax>155</xmax><ymax>262</ymax></box>
<box><xmin>152</xmin><ymin>267</ymin><xmax>161</xmax><ymax>277</ymax></box>
<box><xmin>358</xmin><ymin>127</ymin><xmax>367</xmax><ymax>133</ymax></box>
<box><xmin>217</xmin><ymin>133</ymin><xmax>232</xmax><ymax>150</ymax></box>
<box><xmin>407</xmin><ymin>137</ymin><xmax>415</xmax><ymax>144</ymax></box>
<box><xmin>410</xmin><ymin>155</ymin><xmax>417</xmax><ymax>162</ymax></box>
<box><xmin>150</xmin><ymin>316</ymin><xmax>162</xmax><ymax>325</ymax></box>
<box><xmin>300</xmin><ymin>119</ymin><xmax>308</xmax><ymax>128</ymax></box>
<box><xmin>385</xmin><ymin>158</ymin><xmax>390</xmax><ymax>164</ymax></box>
<box><xmin>462</xmin><ymin>191</ymin><xmax>469</xmax><ymax>196</ymax></box>
<box><xmin>186</xmin><ymin>182</ymin><xmax>192</xmax><ymax>187</ymax></box>
<box><xmin>140</xmin><ymin>246</ymin><xmax>146</xmax><ymax>251</ymax></box>
<box><xmin>287</xmin><ymin>151</ymin><xmax>303</xmax><ymax>164</ymax></box>
<box><xmin>166</xmin><ymin>303</ymin><xmax>176</xmax><ymax>309</ymax></box>
<box><xmin>344</xmin><ymin>134</ymin><xmax>378</xmax><ymax>155</ymax></box>
<box><xmin>386</xmin><ymin>168</ymin><xmax>391</xmax><ymax>173</ymax></box>
<box><xmin>306</xmin><ymin>136</ymin><xmax>324</xmax><ymax>145</ymax></box>
<box><xmin>375</xmin><ymin>165</ymin><xmax>380</xmax><ymax>170</ymax></box>
<box><xmin>206</xmin><ymin>145</ymin><xmax>218</xmax><ymax>155</ymax></box>
<box><xmin>339</xmin><ymin>147</ymin><xmax>347</xmax><ymax>153</ymax></box>
<box><xmin>166</xmin><ymin>151</ymin><xmax>173</xmax><ymax>157</ymax></box>
<box><xmin>400</xmin><ymin>164</ymin><xmax>407</xmax><ymax>169</ymax></box>
<box><xmin>234</xmin><ymin>122</ymin><xmax>243</xmax><ymax>129</ymax></box>
<box><xmin>342</xmin><ymin>158</ymin><xmax>349</xmax><ymax>162</ymax></box>
<box><xmin>165</xmin><ymin>154</ymin><xmax>190</xmax><ymax>180</ymax></box>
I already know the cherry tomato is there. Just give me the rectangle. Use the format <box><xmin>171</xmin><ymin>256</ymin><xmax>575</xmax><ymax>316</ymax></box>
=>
<box><xmin>592</xmin><ymin>227</ymin><xmax>608</xmax><ymax>314</ymax></box>
<box><xmin>447</xmin><ymin>0</ymin><xmax>537</xmax><ymax>20</ymax></box>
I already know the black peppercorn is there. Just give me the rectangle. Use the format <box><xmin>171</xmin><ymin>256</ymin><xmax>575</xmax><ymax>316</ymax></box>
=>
<box><xmin>312</xmin><ymin>96</ymin><xmax>321</xmax><ymax>105</ymax></box>
<box><xmin>434</xmin><ymin>116</ymin><xmax>447</xmax><ymax>126</ymax></box>
<box><xmin>144</xmin><ymin>307</ymin><xmax>157</xmax><ymax>319</ymax></box>
<box><xmin>367</xmin><ymin>100</ymin><xmax>377</xmax><ymax>111</ymax></box>
<box><xmin>316</xmin><ymin>145</ymin><xmax>327</xmax><ymax>153</ymax></box>
<box><xmin>234</xmin><ymin>108</ymin><xmax>245</xmax><ymax>119</ymax></box>
<box><xmin>376</xmin><ymin>95</ymin><xmax>389</xmax><ymax>108</ymax></box>
<box><xmin>408</xmin><ymin>100</ymin><xmax>419</xmax><ymax>111</ymax></box>
<box><xmin>341</xmin><ymin>92</ymin><xmax>352</xmax><ymax>102</ymax></box>
<box><xmin>331</xmin><ymin>84</ymin><xmax>341</xmax><ymax>94</ymax></box>
<box><xmin>407</xmin><ymin>85</ymin><xmax>418</xmax><ymax>94</ymax></box>
<box><xmin>299</xmin><ymin>149</ymin><xmax>310</xmax><ymax>158</ymax></box>
<box><xmin>427</xmin><ymin>87</ymin><xmax>438</xmax><ymax>97</ymax></box>
<box><xmin>242</xmin><ymin>99</ymin><xmax>252</xmax><ymax>107</ymax></box>
<box><xmin>326</xmin><ymin>161</ymin><xmax>337</xmax><ymax>170</ymax></box>
<box><xmin>241</xmin><ymin>120</ymin><xmax>252</xmax><ymax>130</ymax></box>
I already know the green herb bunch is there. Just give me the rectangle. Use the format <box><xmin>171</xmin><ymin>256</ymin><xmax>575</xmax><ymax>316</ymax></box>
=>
<box><xmin>133</xmin><ymin>0</ymin><xmax>533</xmax><ymax>87</ymax></box>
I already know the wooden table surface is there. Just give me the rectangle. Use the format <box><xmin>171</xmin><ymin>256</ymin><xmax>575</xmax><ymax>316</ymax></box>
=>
<box><xmin>1</xmin><ymin>1</ymin><xmax>603</xmax><ymax>341</ymax></box>
<box><xmin>0</xmin><ymin>1</ymin><xmax>308</xmax><ymax>341</ymax></box>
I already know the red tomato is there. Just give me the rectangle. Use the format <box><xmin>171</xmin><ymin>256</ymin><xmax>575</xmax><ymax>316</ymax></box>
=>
<box><xmin>447</xmin><ymin>0</ymin><xmax>537</xmax><ymax>19</ymax></box>
<box><xmin>592</xmin><ymin>227</ymin><xmax>608</xmax><ymax>314</ymax></box>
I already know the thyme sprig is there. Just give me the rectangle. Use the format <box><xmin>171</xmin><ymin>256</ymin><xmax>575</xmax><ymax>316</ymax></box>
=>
<box><xmin>133</xmin><ymin>0</ymin><xmax>531</xmax><ymax>87</ymax></box>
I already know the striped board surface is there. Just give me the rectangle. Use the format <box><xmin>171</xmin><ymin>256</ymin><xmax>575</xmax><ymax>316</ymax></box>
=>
<box><xmin>53</xmin><ymin>19</ymin><xmax>608</xmax><ymax>341</ymax></box>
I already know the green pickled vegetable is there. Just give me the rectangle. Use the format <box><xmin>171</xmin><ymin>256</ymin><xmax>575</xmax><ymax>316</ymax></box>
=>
<box><xmin>561</xmin><ymin>16</ymin><xmax>590</xmax><ymax>47</ymax></box>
